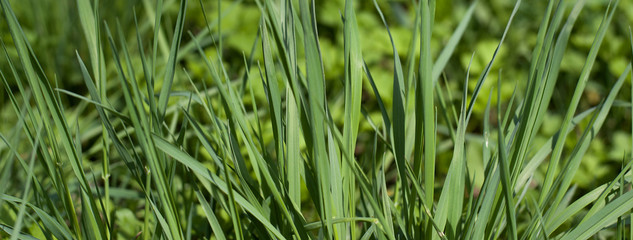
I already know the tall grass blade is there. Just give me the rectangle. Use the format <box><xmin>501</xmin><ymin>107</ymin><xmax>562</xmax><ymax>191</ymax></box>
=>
<box><xmin>157</xmin><ymin>0</ymin><xmax>188</xmax><ymax>121</ymax></box>
<box><xmin>540</xmin><ymin>0</ymin><xmax>618</xmax><ymax>210</ymax></box>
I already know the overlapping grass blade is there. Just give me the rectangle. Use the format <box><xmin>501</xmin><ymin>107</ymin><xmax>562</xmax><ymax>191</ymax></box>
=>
<box><xmin>537</xmin><ymin>0</ymin><xmax>587</xmax><ymax>204</ymax></box>
<box><xmin>560</xmin><ymin>190</ymin><xmax>633</xmax><ymax>240</ymax></box>
<box><xmin>497</xmin><ymin>77</ymin><xmax>517</xmax><ymax>240</ymax></box>
<box><xmin>297</xmin><ymin>0</ymin><xmax>333</xmax><ymax>237</ymax></box>
<box><xmin>548</xmin><ymin>155</ymin><xmax>633</xmax><ymax>235</ymax></box>
<box><xmin>370</xmin><ymin>1</ymin><xmax>412</xmax><ymax>235</ymax></box>
<box><xmin>151</xmin><ymin>134</ymin><xmax>288</xmax><ymax>239</ymax></box>
<box><xmin>1</xmin><ymin>0</ymin><xmax>632</xmax><ymax>239</ymax></box>
<box><xmin>540</xmin><ymin>0</ymin><xmax>618</xmax><ymax>211</ymax></box>
<box><xmin>544</xmin><ymin>64</ymin><xmax>631</xmax><ymax>232</ymax></box>
<box><xmin>1</xmin><ymin>1</ymin><xmax>108</xmax><ymax>238</ymax></box>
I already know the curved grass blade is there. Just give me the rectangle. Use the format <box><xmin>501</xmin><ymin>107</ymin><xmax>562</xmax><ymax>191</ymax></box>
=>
<box><xmin>152</xmin><ymin>134</ymin><xmax>288</xmax><ymax>240</ymax></box>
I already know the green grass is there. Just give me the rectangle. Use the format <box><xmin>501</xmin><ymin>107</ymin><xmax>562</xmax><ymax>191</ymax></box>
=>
<box><xmin>1</xmin><ymin>0</ymin><xmax>633</xmax><ymax>239</ymax></box>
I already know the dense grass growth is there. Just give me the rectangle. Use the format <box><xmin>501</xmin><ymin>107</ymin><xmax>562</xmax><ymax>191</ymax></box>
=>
<box><xmin>1</xmin><ymin>0</ymin><xmax>633</xmax><ymax>239</ymax></box>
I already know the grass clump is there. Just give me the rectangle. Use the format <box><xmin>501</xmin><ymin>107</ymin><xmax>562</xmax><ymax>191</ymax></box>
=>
<box><xmin>1</xmin><ymin>0</ymin><xmax>633</xmax><ymax>239</ymax></box>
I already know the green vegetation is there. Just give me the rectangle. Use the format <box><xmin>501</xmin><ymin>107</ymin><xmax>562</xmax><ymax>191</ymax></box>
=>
<box><xmin>1</xmin><ymin>0</ymin><xmax>633</xmax><ymax>239</ymax></box>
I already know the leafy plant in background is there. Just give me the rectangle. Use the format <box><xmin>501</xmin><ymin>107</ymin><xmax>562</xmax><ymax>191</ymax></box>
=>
<box><xmin>1</xmin><ymin>0</ymin><xmax>633</xmax><ymax>239</ymax></box>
